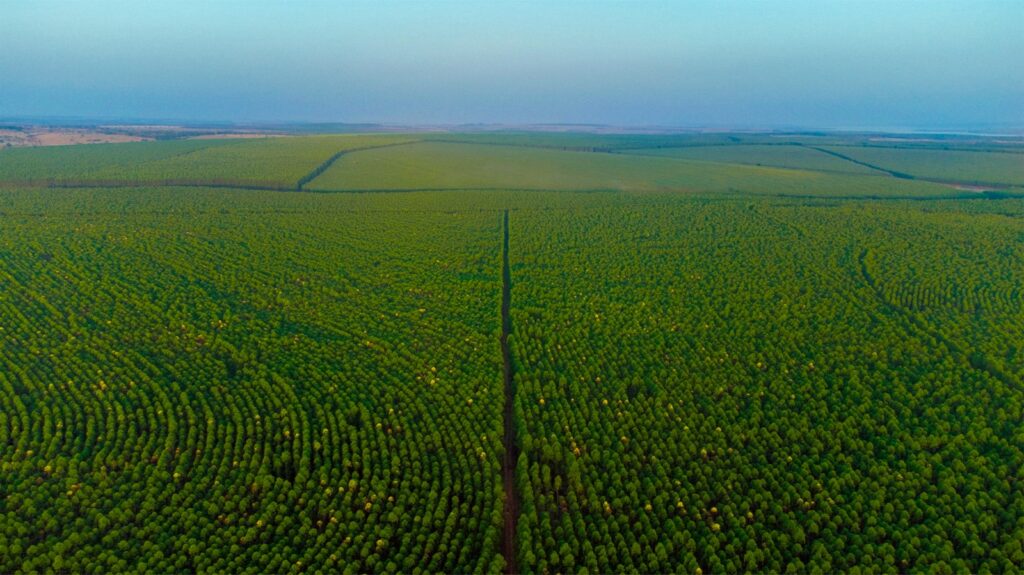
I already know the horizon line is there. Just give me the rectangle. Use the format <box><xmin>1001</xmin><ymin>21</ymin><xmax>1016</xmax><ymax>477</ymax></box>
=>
<box><xmin>2</xmin><ymin>115</ymin><xmax>1023</xmax><ymax>138</ymax></box>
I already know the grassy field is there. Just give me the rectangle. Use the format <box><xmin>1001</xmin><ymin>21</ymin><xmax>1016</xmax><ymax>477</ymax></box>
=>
<box><xmin>82</xmin><ymin>135</ymin><xmax>418</xmax><ymax>188</ymax></box>
<box><xmin>820</xmin><ymin>145</ymin><xmax>1024</xmax><ymax>186</ymax></box>
<box><xmin>0</xmin><ymin>135</ymin><xmax>416</xmax><ymax>188</ymax></box>
<box><xmin>306</xmin><ymin>140</ymin><xmax>954</xmax><ymax>197</ymax></box>
<box><xmin>3</xmin><ymin>133</ymin><xmax>1015</xmax><ymax>198</ymax></box>
<box><xmin>622</xmin><ymin>143</ymin><xmax>881</xmax><ymax>174</ymax></box>
<box><xmin>0</xmin><ymin>139</ymin><xmax>232</xmax><ymax>183</ymax></box>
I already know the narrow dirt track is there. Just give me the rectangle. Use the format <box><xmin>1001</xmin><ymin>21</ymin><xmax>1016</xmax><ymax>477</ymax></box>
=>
<box><xmin>500</xmin><ymin>209</ymin><xmax>520</xmax><ymax>574</ymax></box>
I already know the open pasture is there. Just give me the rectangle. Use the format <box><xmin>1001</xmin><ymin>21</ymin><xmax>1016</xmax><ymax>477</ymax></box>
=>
<box><xmin>0</xmin><ymin>135</ymin><xmax>416</xmax><ymax>189</ymax></box>
<box><xmin>305</xmin><ymin>140</ymin><xmax>954</xmax><ymax>198</ymax></box>
<box><xmin>622</xmin><ymin>143</ymin><xmax>881</xmax><ymax>175</ymax></box>
<box><xmin>820</xmin><ymin>146</ymin><xmax>1024</xmax><ymax>187</ymax></box>
<box><xmin>0</xmin><ymin>139</ymin><xmax>232</xmax><ymax>184</ymax></box>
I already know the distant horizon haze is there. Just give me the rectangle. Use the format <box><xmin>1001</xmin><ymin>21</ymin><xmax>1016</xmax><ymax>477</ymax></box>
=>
<box><xmin>2</xmin><ymin>0</ymin><xmax>1021</xmax><ymax>130</ymax></box>
<box><xmin>3</xmin><ymin>116</ymin><xmax>1024</xmax><ymax>137</ymax></box>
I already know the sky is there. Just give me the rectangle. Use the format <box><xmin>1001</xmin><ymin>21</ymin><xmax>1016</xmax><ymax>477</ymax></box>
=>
<box><xmin>1</xmin><ymin>0</ymin><xmax>1021</xmax><ymax>130</ymax></box>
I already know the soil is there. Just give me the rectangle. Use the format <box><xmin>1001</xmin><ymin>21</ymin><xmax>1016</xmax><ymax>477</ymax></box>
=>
<box><xmin>0</xmin><ymin>128</ymin><xmax>148</xmax><ymax>147</ymax></box>
<box><xmin>500</xmin><ymin>209</ymin><xmax>519</xmax><ymax>574</ymax></box>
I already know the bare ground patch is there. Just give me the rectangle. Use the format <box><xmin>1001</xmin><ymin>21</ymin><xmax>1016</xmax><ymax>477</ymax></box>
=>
<box><xmin>0</xmin><ymin>128</ymin><xmax>148</xmax><ymax>147</ymax></box>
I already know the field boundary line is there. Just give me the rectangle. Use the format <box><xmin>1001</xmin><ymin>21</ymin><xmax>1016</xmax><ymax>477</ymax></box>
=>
<box><xmin>805</xmin><ymin>145</ymin><xmax>915</xmax><ymax>178</ymax></box>
<box><xmin>295</xmin><ymin>140</ymin><xmax>419</xmax><ymax>190</ymax></box>
<box><xmin>499</xmin><ymin>209</ymin><xmax>520</xmax><ymax>574</ymax></box>
<box><xmin>810</xmin><ymin>144</ymin><xmax>1023</xmax><ymax>188</ymax></box>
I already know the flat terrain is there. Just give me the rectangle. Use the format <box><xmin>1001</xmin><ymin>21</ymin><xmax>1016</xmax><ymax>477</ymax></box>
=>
<box><xmin>306</xmin><ymin>140</ymin><xmax>953</xmax><ymax>197</ymax></box>
<box><xmin>0</xmin><ymin>127</ymin><xmax>148</xmax><ymax>147</ymax></box>
<box><xmin>621</xmin><ymin>143</ymin><xmax>881</xmax><ymax>175</ymax></box>
<box><xmin>0</xmin><ymin>125</ymin><xmax>287</xmax><ymax>148</ymax></box>
<box><xmin>0</xmin><ymin>132</ymin><xmax>1022</xmax><ymax>573</ymax></box>
<box><xmin>819</xmin><ymin>145</ymin><xmax>1024</xmax><ymax>187</ymax></box>
<box><xmin>0</xmin><ymin>135</ymin><xmax>414</xmax><ymax>188</ymax></box>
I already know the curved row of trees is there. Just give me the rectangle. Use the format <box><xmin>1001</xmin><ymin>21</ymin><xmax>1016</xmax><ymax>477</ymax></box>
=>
<box><xmin>509</xmin><ymin>199</ymin><xmax>1024</xmax><ymax>573</ymax></box>
<box><xmin>0</xmin><ymin>195</ymin><xmax>506</xmax><ymax>573</ymax></box>
<box><xmin>1</xmin><ymin>185</ymin><xmax>1022</xmax><ymax>573</ymax></box>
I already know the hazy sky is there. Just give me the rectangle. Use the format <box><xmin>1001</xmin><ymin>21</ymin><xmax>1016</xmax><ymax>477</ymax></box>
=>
<box><xmin>2</xmin><ymin>0</ymin><xmax>1021</xmax><ymax>129</ymax></box>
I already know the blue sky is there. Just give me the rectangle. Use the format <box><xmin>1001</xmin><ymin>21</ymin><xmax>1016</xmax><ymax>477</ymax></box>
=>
<box><xmin>1</xmin><ymin>0</ymin><xmax>1021</xmax><ymax>129</ymax></box>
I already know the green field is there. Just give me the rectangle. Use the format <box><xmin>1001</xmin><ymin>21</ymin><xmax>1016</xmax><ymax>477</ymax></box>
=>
<box><xmin>623</xmin><ymin>144</ymin><xmax>881</xmax><ymax>175</ymax></box>
<box><xmin>0</xmin><ymin>135</ymin><xmax>415</xmax><ymax>188</ymax></box>
<box><xmin>0</xmin><ymin>139</ymin><xmax>233</xmax><ymax>183</ymax></box>
<box><xmin>305</xmin><ymin>140</ymin><xmax>953</xmax><ymax>197</ymax></box>
<box><xmin>0</xmin><ymin>133</ymin><xmax>1023</xmax><ymax>573</ymax></box>
<box><xmin>820</xmin><ymin>146</ymin><xmax>1024</xmax><ymax>187</ymax></box>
